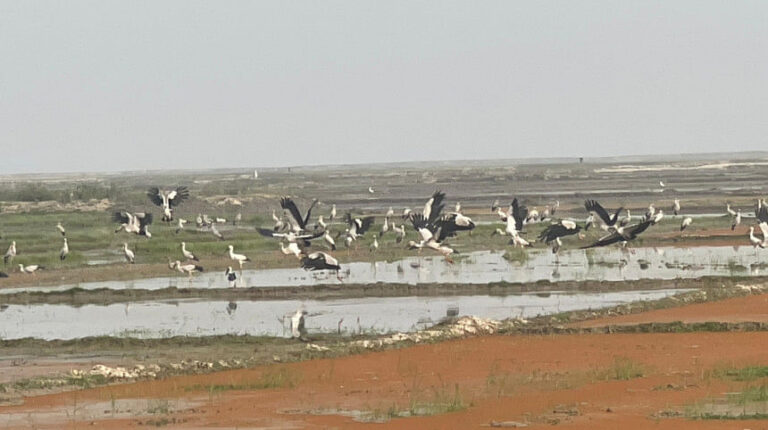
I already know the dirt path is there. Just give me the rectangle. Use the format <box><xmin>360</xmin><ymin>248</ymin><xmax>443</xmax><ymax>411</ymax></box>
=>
<box><xmin>3</xmin><ymin>330</ymin><xmax>768</xmax><ymax>429</ymax></box>
<box><xmin>573</xmin><ymin>290</ymin><xmax>768</xmax><ymax>328</ymax></box>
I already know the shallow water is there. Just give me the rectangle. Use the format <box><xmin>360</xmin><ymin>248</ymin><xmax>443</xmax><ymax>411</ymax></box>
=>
<box><xmin>0</xmin><ymin>289</ymin><xmax>686</xmax><ymax>340</ymax></box>
<box><xmin>2</xmin><ymin>245</ymin><xmax>764</xmax><ymax>295</ymax></box>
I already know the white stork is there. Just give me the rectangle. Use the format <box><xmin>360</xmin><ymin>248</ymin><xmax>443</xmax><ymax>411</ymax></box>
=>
<box><xmin>4</xmin><ymin>241</ymin><xmax>16</xmax><ymax>265</ymax></box>
<box><xmin>225</xmin><ymin>266</ymin><xmax>237</xmax><ymax>288</ymax></box>
<box><xmin>175</xmin><ymin>218</ymin><xmax>188</xmax><ymax>234</ymax></box>
<box><xmin>181</xmin><ymin>242</ymin><xmax>198</xmax><ymax>261</ymax></box>
<box><xmin>330</xmin><ymin>204</ymin><xmax>337</xmax><ymax>222</ymax></box>
<box><xmin>673</xmin><ymin>199</ymin><xmax>681</xmax><ymax>216</ymax></box>
<box><xmin>18</xmin><ymin>264</ymin><xmax>43</xmax><ymax>274</ymax></box>
<box><xmin>323</xmin><ymin>230</ymin><xmax>337</xmax><ymax>250</ymax></box>
<box><xmin>732</xmin><ymin>209</ymin><xmax>742</xmax><ymax>231</ymax></box>
<box><xmin>123</xmin><ymin>243</ymin><xmax>135</xmax><ymax>264</ymax></box>
<box><xmin>228</xmin><ymin>245</ymin><xmax>250</xmax><ymax>268</ymax></box>
<box><xmin>680</xmin><ymin>217</ymin><xmax>692</xmax><ymax>232</ymax></box>
<box><xmin>60</xmin><ymin>238</ymin><xmax>69</xmax><ymax>260</ymax></box>
<box><xmin>370</xmin><ymin>236</ymin><xmax>379</xmax><ymax>252</ymax></box>
<box><xmin>147</xmin><ymin>186</ymin><xmax>189</xmax><ymax>221</ymax></box>
<box><xmin>172</xmin><ymin>260</ymin><xmax>204</xmax><ymax>278</ymax></box>
<box><xmin>279</xmin><ymin>241</ymin><xmax>303</xmax><ymax>259</ymax></box>
<box><xmin>56</xmin><ymin>222</ymin><xmax>66</xmax><ymax>237</ymax></box>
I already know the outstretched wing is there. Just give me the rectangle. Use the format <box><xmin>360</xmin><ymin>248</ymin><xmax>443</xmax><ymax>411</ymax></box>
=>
<box><xmin>303</xmin><ymin>199</ymin><xmax>319</xmax><ymax>227</ymax></box>
<box><xmin>424</xmin><ymin>191</ymin><xmax>446</xmax><ymax>225</ymax></box>
<box><xmin>113</xmin><ymin>211</ymin><xmax>131</xmax><ymax>224</ymax></box>
<box><xmin>168</xmin><ymin>186</ymin><xmax>189</xmax><ymax>208</ymax></box>
<box><xmin>356</xmin><ymin>216</ymin><xmax>375</xmax><ymax>236</ymax></box>
<box><xmin>585</xmin><ymin>200</ymin><xmax>613</xmax><ymax>225</ymax></box>
<box><xmin>147</xmin><ymin>188</ymin><xmax>164</xmax><ymax>207</ymax></box>
<box><xmin>538</xmin><ymin>223</ymin><xmax>573</xmax><ymax>243</ymax></box>
<box><xmin>137</xmin><ymin>212</ymin><xmax>153</xmax><ymax>228</ymax></box>
<box><xmin>281</xmin><ymin>197</ymin><xmax>306</xmax><ymax>229</ymax></box>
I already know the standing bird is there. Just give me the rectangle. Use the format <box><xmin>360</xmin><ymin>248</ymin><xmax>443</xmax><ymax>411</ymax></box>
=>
<box><xmin>18</xmin><ymin>264</ymin><xmax>43</xmax><ymax>274</ymax></box>
<box><xmin>673</xmin><ymin>199</ymin><xmax>681</xmax><ymax>216</ymax></box>
<box><xmin>290</xmin><ymin>309</ymin><xmax>308</xmax><ymax>340</ymax></box>
<box><xmin>392</xmin><ymin>223</ymin><xmax>406</xmax><ymax>244</ymax></box>
<box><xmin>60</xmin><ymin>238</ymin><xmax>69</xmax><ymax>260</ymax></box>
<box><xmin>727</xmin><ymin>204</ymin><xmax>738</xmax><ymax>217</ymax></box>
<box><xmin>618</xmin><ymin>210</ymin><xmax>632</xmax><ymax>228</ymax></box>
<box><xmin>225</xmin><ymin>267</ymin><xmax>237</xmax><ymax>288</ymax></box>
<box><xmin>172</xmin><ymin>260</ymin><xmax>204</xmax><ymax>278</ymax></box>
<box><xmin>386</xmin><ymin>207</ymin><xmax>395</xmax><ymax>218</ymax></box>
<box><xmin>228</xmin><ymin>245</ymin><xmax>250</xmax><ymax>269</ymax></box>
<box><xmin>147</xmin><ymin>186</ymin><xmax>190</xmax><ymax>222</ymax></box>
<box><xmin>370</xmin><ymin>236</ymin><xmax>379</xmax><ymax>252</ymax></box>
<box><xmin>210</xmin><ymin>222</ymin><xmax>224</xmax><ymax>240</ymax></box>
<box><xmin>233</xmin><ymin>212</ymin><xmax>242</xmax><ymax>226</ymax></box>
<box><xmin>123</xmin><ymin>243</ymin><xmax>135</xmax><ymax>264</ymax></box>
<box><xmin>330</xmin><ymin>204</ymin><xmax>337</xmax><ymax>222</ymax></box>
<box><xmin>56</xmin><ymin>222</ymin><xmax>66</xmax><ymax>237</ymax></box>
<box><xmin>380</xmin><ymin>216</ymin><xmax>390</xmax><ymax>237</ymax></box>
<box><xmin>454</xmin><ymin>202</ymin><xmax>462</xmax><ymax>213</ymax></box>
<box><xmin>4</xmin><ymin>241</ymin><xmax>16</xmax><ymax>266</ymax></box>
<box><xmin>732</xmin><ymin>209</ymin><xmax>742</xmax><ymax>231</ymax></box>
<box><xmin>316</xmin><ymin>215</ymin><xmax>327</xmax><ymax>230</ymax></box>
<box><xmin>181</xmin><ymin>242</ymin><xmax>198</xmax><ymax>261</ymax></box>
<box><xmin>175</xmin><ymin>218</ymin><xmax>188</xmax><ymax>234</ymax></box>
<box><xmin>323</xmin><ymin>230</ymin><xmax>337</xmax><ymax>251</ymax></box>
<box><xmin>749</xmin><ymin>226</ymin><xmax>765</xmax><ymax>251</ymax></box>
<box><xmin>680</xmin><ymin>217</ymin><xmax>693</xmax><ymax>232</ymax></box>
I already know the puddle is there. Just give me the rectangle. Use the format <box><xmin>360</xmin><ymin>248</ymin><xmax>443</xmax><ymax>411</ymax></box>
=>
<box><xmin>0</xmin><ymin>289</ymin><xmax>687</xmax><ymax>340</ymax></box>
<box><xmin>1</xmin><ymin>246</ymin><xmax>765</xmax><ymax>295</ymax></box>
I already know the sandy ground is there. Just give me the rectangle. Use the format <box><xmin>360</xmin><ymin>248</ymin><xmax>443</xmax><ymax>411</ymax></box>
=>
<box><xmin>4</xmin><ymin>294</ymin><xmax>768</xmax><ymax>429</ymax></box>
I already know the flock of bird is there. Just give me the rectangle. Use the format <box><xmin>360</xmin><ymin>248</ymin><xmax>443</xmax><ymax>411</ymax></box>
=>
<box><xmin>2</xmin><ymin>183</ymin><xmax>768</xmax><ymax>283</ymax></box>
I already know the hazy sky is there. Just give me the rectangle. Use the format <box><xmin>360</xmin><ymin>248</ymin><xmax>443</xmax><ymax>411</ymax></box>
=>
<box><xmin>1</xmin><ymin>1</ymin><xmax>767</xmax><ymax>174</ymax></box>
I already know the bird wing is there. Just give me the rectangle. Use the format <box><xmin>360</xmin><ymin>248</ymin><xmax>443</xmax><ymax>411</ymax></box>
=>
<box><xmin>302</xmin><ymin>199</ymin><xmax>319</xmax><ymax>227</ymax></box>
<box><xmin>538</xmin><ymin>223</ymin><xmax>568</xmax><ymax>243</ymax></box>
<box><xmin>258</xmin><ymin>228</ymin><xmax>285</xmax><ymax>238</ymax></box>
<box><xmin>511</xmin><ymin>198</ymin><xmax>528</xmax><ymax>231</ymax></box>
<box><xmin>281</xmin><ymin>197</ymin><xmax>306</xmax><ymax>229</ymax></box>
<box><xmin>147</xmin><ymin>188</ymin><xmax>164</xmax><ymax>207</ymax></box>
<box><xmin>581</xmin><ymin>232</ymin><xmax>622</xmax><ymax>249</ymax></box>
<box><xmin>112</xmin><ymin>211</ymin><xmax>131</xmax><ymax>224</ymax></box>
<box><xmin>584</xmin><ymin>200</ymin><xmax>613</xmax><ymax>225</ymax></box>
<box><xmin>757</xmin><ymin>205</ymin><xmax>768</xmax><ymax>224</ymax></box>
<box><xmin>168</xmin><ymin>186</ymin><xmax>189</xmax><ymax>208</ymax></box>
<box><xmin>425</xmin><ymin>191</ymin><xmax>446</xmax><ymax>225</ymax></box>
<box><xmin>356</xmin><ymin>216</ymin><xmax>376</xmax><ymax>235</ymax></box>
<box><xmin>628</xmin><ymin>220</ymin><xmax>654</xmax><ymax>238</ymax></box>
<box><xmin>138</xmin><ymin>213</ymin><xmax>153</xmax><ymax>228</ymax></box>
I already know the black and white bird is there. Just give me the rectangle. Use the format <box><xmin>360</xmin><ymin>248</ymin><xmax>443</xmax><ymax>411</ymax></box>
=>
<box><xmin>271</xmin><ymin>210</ymin><xmax>285</xmax><ymax>231</ymax></box>
<box><xmin>4</xmin><ymin>241</ymin><xmax>16</xmax><ymax>265</ymax></box>
<box><xmin>673</xmin><ymin>199</ymin><xmax>681</xmax><ymax>216</ymax></box>
<box><xmin>538</xmin><ymin>219</ymin><xmax>583</xmax><ymax>245</ymax></box>
<box><xmin>392</xmin><ymin>223</ymin><xmax>406</xmax><ymax>243</ymax></box>
<box><xmin>225</xmin><ymin>266</ymin><xmax>237</xmax><ymax>288</ymax></box>
<box><xmin>644</xmin><ymin>204</ymin><xmax>656</xmax><ymax>222</ymax></box>
<box><xmin>584</xmin><ymin>200</ymin><xmax>624</xmax><ymax>231</ymax></box>
<box><xmin>172</xmin><ymin>260</ymin><xmax>204</xmax><ymax>278</ymax></box>
<box><xmin>147</xmin><ymin>186</ymin><xmax>190</xmax><ymax>221</ymax></box>
<box><xmin>114</xmin><ymin>211</ymin><xmax>153</xmax><ymax>237</ymax></box>
<box><xmin>18</xmin><ymin>264</ymin><xmax>43</xmax><ymax>274</ymax></box>
<box><xmin>60</xmin><ymin>238</ymin><xmax>69</xmax><ymax>260</ymax></box>
<box><xmin>227</xmin><ymin>245</ymin><xmax>250</xmax><ymax>269</ymax></box>
<box><xmin>344</xmin><ymin>213</ymin><xmax>375</xmax><ymax>243</ymax></box>
<box><xmin>175</xmin><ymin>218</ymin><xmax>188</xmax><ymax>234</ymax></box>
<box><xmin>680</xmin><ymin>217</ymin><xmax>693</xmax><ymax>232</ymax></box>
<box><xmin>301</xmin><ymin>251</ymin><xmax>342</xmax><ymax>272</ymax></box>
<box><xmin>330</xmin><ymin>204</ymin><xmax>337</xmax><ymax>222</ymax></box>
<box><xmin>56</xmin><ymin>222</ymin><xmax>66</xmax><ymax>237</ymax></box>
<box><xmin>581</xmin><ymin>220</ymin><xmax>654</xmax><ymax>249</ymax></box>
<box><xmin>181</xmin><ymin>242</ymin><xmax>198</xmax><ymax>261</ymax></box>
<box><xmin>323</xmin><ymin>230</ymin><xmax>337</xmax><ymax>250</ymax></box>
<box><xmin>379</xmin><ymin>216</ymin><xmax>390</xmax><ymax>237</ymax></box>
<box><xmin>281</xmin><ymin>197</ymin><xmax>318</xmax><ymax>233</ymax></box>
<box><xmin>290</xmin><ymin>308</ymin><xmax>308</xmax><ymax>340</ymax></box>
<box><xmin>407</xmin><ymin>211</ymin><xmax>461</xmax><ymax>262</ymax></box>
<box><xmin>258</xmin><ymin>228</ymin><xmax>324</xmax><ymax>247</ymax></box>
<box><xmin>749</xmin><ymin>226</ymin><xmax>765</xmax><ymax>250</ymax></box>
<box><xmin>280</xmin><ymin>241</ymin><xmax>303</xmax><ymax>259</ymax></box>
<box><xmin>731</xmin><ymin>209</ymin><xmax>742</xmax><ymax>231</ymax></box>
<box><xmin>123</xmin><ymin>243</ymin><xmax>135</xmax><ymax>264</ymax></box>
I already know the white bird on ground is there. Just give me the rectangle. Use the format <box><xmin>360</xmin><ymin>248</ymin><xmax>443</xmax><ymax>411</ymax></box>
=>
<box><xmin>386</xmin><ymin>207</ymin><xmax>394</xmax><ymax>218</ymax></box>
<box><xmin>323</xmin><ymin>230</ymin><xmax>337</xmax><ymax>250</ymax></box>
<box><xmin>651</xmin><ymin>210</ymin><xmax>664</xmax><ymax>225</ymax></box>
<box><xmin>234</xmin><ymin>212</ymin><xmax>242</xmax><ymax>226</ymax></box>
<box><xmin>4</xmin><ymin>241</ymin><xmax>16</xmax><ymax>265</ymax></box>
<box><xmin>732</xmin><ymin>209</ymin><xmax>742</xmax><ymax>231</ymax></box>
<box><xmin>330</xmin><ymin>204</ymin><xmax>337</xmax><ymax>222</ymax></box>
<box><xmin>228</xmin><ymin>245</ymin><xmax>250</xmax><ymax>268</ymax></box>
<box><xmin>370</xmin><ymin>236</ymin><xmax>379</xmax><ymax>252</ymax></box>
<box><xmin>225</xmin><ymin>266</ymin><xmax>237</xmax><ymax>287</ymax></box>
<box><xmin>123</xmin><ymin>243</ymin><xmax>135</xmax><ymax>264</ymax></box>
<box><xmin>60</xmin><ymin>238</ymin><xmax>69</xmax><ymax>260</ymax></box>
<box><xmin>290</xmin><ymin>308</ymin><xmax>307</xmax><ymax>339</ymax></box>
<box><xmin>380</xmin><ymin>216</ymin><xmax>390</xmax><ymax>237</ymax></box>
<box><xmin>56</xmin><ymin>222</ymin><xmax>66</xmax><ymax>237</ymax></box>
<box><xmin>727</xmin><ymin>204</ymin><xmax>737</xmax><ymax>217</ymax></box>
<box><xmin>680</xmin><ymin>217</ymin><xmax>693</xmax><ymax>232</ymax></box>
<box><xmin>316</xmin><ymin>215</ymin><xmax>327</xmax><ymax>230</ymax></box>
<box><xmin>210</xmin><ymin>222</ymin><xmax>224</xmax><ymax>240</ymax></box>
<box><xmin>181</xmin><ymin>242</ymin><xmax>198</xmax><ymax>261</ymax></box>
<box><xmin>172</xmin><ymin>260</ymin><xmax>204</xmax><ymax>278</ymax></box>
<box><xmin>175</xmin><ymin>218</ymin><xmax>188</xmax><ymax>234</ymax></box>
<box><xmin>402</xmin><ymin>208</ymin><xmax>412</xmax><ymax>219</ymax></box>
<box><xmin>454</xmin><ymin>202</ymin><xmax>462</xmax><ymax>213</ymax></box>
<box><xmin>672</xmin><ymin>199</ymin><xmax>681</xmax><ymax>216</ymax></box>
<box><xmin>18</xmin><ymin>264</ymin><xmax>43</xmax><ymax>274</ymax></box>
<box><xmin>749</xmin><ymin>226</ymin><xmax>765</xmax><ymax>250</ymax></box>
<box><xmin>368</xmin><ymin>187</ymin><xmax>375</xmax><ymax>194</ymax></box>
<box><xmin>392</xmin><ymin>223</ymin><xmax>406</xmax><ymax>243</ymax></box>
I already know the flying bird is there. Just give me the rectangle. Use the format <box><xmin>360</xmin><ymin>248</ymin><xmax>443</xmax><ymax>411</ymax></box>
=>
<box><xmin>147</xmin><ymin>186</ymin><xmax>190</xmax><ymax>221</ymax></box>
<box><xmin>281</xmin><ymin>197</ymin><xmax>318</xmax><ymax>233</ymax></box>
<box><xmin>581</xmin><ymin>220</ymin><xmax>654</xmax><ymax>249</ymax></box>
<box><xmin>584</xmin><ymin>199</ymin><xmax>624</xmax><ymax>230</ymax></box>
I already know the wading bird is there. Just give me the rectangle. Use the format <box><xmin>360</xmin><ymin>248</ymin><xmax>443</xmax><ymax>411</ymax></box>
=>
<box><xmin>673</xmin><ymin>199</ymin><xmax>681</xmax><ymax>216</ymax></box>
<box><xmin>4</xmin><ymin>241</ymin><xmax>16</xmax><ymax>266</ymax></box>
<box><xmin>732</xmin><ymin>209</ymin><xmax>742</xmax><ymax>231</ymax></box>
<box><xmin>56</xmin><ymin>222</ymin><xmax>66</xmax><ymax>237</ymax></box>
<box><xmin>181</xmin><ymin>242</ymin><xmax>198</xmax><ymax>261</ymax></box>
<box><xmin>175</xmin><ymin>218</ymin><xmax>187</xmax><ymax>234</ymax></box>
<box><xmin>123</xmin><ymin>243</ymin><xmax>135</xmax><ymax>264</ymax></box>
<box><xmin>227</xmin><ymin>245</ymin><xmax>250</xmax><ymax>269</ymax></box>
<box><xmin>147</xmin><ymin>186</ymin><xmax>190</xmax><ymax>221</ymax></box>
<box><xmin>225</xmin><ymin>266</ymin><xmax>237</xmax><ymax>288</ymax></box>
<box><xmin>60</xmin><ymin>238</ymin><xmax>69</xmax><ymax>260</ymax></box>
<box><xmin>680</xmin><ymin>217</ymin><xmax>693</xmax><ymax>231</ymax></box>
<box><xmin>172</xmin><ymin>260</ymin><xmax>204</xmax><ymax>278</ymax></box>
<box><xmin>18</xmin><ymin>264</ymin><xmax>43</xmax><ymax>274</ymax></box>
